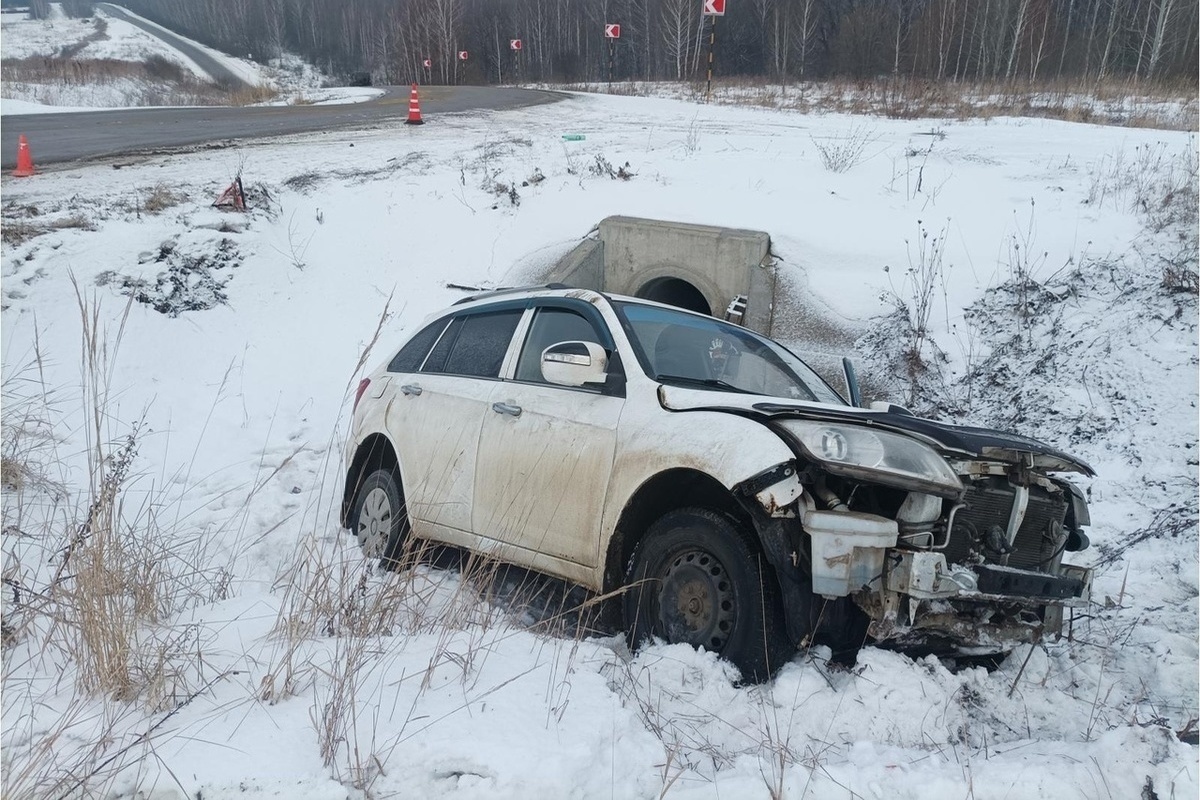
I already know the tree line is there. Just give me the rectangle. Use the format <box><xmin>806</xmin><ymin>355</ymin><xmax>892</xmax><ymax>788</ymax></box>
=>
<box><xmin>35</xmin><ymin>1</ymin><xmax>1200</xmax><ymax>86</ymax></box>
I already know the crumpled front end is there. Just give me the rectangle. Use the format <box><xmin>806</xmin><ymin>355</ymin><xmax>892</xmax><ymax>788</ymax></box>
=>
<box><xmin>875</xmin><ymin>461</ymin><xmax>1091</xmax><ymax>653</ymax></box>
<box><xmin>740</xmin><ymin>448</ymin><xmax>1094</xmax><ymax>656</ymax></box>
<box><xmin>811</xmin><ymin>455</ymin><xmax>1092</xmax><ymax>653</ymax></box>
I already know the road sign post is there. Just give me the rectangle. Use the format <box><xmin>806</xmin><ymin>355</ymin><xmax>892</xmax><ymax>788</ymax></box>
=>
<box><xmin>456</xmin><ymin>50</ymin><xmax>468</xmax><ymax>85</ymax></box>
<box><xmin>510</xmin><ymin>39</ymin><xmax>522</xmax><ymax>84</ymax></box>
<box><xmin>702</xmin><ymin>0</ymin><xmax>725</xmax><ymax>102</ymax></box>
<box><xmin>604</xmin><ymin>24</ymin><xmax>620</xmax><ymax>86</ymax></box>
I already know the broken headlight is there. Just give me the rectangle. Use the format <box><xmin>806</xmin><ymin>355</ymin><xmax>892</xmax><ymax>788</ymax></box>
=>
<box><xmin>778</xmin><ymin>420</ymin><xmax>962</xmax><ymax>497</ymax></box>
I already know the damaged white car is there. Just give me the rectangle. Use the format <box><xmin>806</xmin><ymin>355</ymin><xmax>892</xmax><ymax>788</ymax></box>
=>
<box><xmin>343</xmin><ymin>286</ymin><xmax>1093</xmax><ymax>679</ymax></box>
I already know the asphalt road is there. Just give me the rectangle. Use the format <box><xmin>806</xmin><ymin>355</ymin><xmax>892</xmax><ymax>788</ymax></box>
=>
<box><xmin>97</xmin><ymin>2</ymin><xmax>250</xmax><ymax>90</ymax></box>
<box><xmin>1</xmin><ymin>86</ymin><xmax>562</xmax><ymax>169</ymax></box>
<box><xmin>2</xmin><ymin>5</ymin><xmax>560</xmax><ymax>169</ymax></box>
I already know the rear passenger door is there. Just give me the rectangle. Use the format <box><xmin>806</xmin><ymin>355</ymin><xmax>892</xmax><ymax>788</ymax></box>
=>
<box><xmin>385</xmin><ymin>306</ymin><xmax>523</xmax><ymax>540</ymax></box>
<box><xmin>472</xmin><ymin>303</ymin><xmax>624</xmax><ymax>574</ymax></box>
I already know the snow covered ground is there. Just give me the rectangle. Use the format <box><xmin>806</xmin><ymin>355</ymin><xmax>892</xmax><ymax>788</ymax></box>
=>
<box><xmin>1</xmin><ymin>7</ymin><xmax>1197</xmax><ymax>797</ymax></box>
<box><xmin>2</xmin><ymin>86</ymin><xmax>1196</xmax><ymax>798</ymax></box>
<box><xmin>1</xmin><ymin>4</ymin><xmax>335</xmax><ymax>111</ymax></box>
<box><xmin>554</xmin><ymin>80</ymin><xmax>1199</xmax><ymax>132</ymax></box>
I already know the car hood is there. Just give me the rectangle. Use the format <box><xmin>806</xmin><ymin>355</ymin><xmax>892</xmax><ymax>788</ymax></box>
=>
<box><xmin>657</xmin><ymin>385</ymin><xmax>1095</xmax><ymax>476</ymax></box>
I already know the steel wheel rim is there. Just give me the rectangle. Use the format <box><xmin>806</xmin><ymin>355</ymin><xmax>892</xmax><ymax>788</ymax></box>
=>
<box><xmin>357</xmin><ymin>485</ymin><xmax>392</xmax><ymax>557</ymax></box>
<box><xmin>658</xmin><ymin>548</ymin><xmax>736</xmax><ymax>651</ymax></box>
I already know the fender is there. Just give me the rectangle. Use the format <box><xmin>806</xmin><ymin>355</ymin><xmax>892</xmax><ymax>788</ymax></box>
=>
<box><xmin>595</xmin><ymin>404</ymin><xmax>799</xmax><ymax>587</ymax></box>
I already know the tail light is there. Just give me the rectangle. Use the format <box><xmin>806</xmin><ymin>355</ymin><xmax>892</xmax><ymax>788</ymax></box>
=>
<box><xmin>353</xmin><ymin>378</ymin><xmax>371</xmax><ymax>412</ymax></box>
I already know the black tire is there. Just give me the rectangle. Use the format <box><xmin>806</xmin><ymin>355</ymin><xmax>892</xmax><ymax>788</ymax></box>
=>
<box><xmin>623</xmin><ymin>508</ymin><xmax>794</xmax><ymax>681</ymax></box>
<box><xmin>349</xmin><ymin>468</ymin><xmax>410</xmax><ymax>568</ymax></box>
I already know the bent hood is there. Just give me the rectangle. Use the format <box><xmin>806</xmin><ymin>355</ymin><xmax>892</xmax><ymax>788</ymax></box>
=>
<box><xmin>657</xmin><ymin>385</ymin><xmax>1095</xmax><ymax>476</ymax></box>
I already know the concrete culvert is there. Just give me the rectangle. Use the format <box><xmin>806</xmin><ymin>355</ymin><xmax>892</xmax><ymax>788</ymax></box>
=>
<box><xmin>637</xmin><ymin>277</ymin><xmax>711</xmax><ymax>316</ymax></box>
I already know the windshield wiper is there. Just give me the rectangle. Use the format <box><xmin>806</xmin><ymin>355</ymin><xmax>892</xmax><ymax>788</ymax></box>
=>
<box><xmin>654</xmin><ymin>374</ymin><xmax>747</xmax><ymax>394</ymax></box>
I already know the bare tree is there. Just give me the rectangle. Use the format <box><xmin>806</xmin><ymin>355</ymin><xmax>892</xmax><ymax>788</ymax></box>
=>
<box><xmin>661</xmin><ymin>0</ymin><xmax>699</xmax><ymax>79</ymax></box>
<box><xmin>935</xmin><ymin>0</ymin><xmax>958</xmax><ymax>80</ymax></box>
<box><xmin>793</xmin><ymin>0</ymin><xmax>820</xmax><ymax>80</ymax></box>
<box><xmin>1028</xmin><ymin>0</ymin><xmax>1054</xmax><ymax>81</ymax></box>
<box><xmin>108</xmin><ymin>0</ymin><xmax>1198</xmax><ymax>87</ymax></box>
<box><xmin>1146</xmin><ymin>0</ymin><xmax>1178</xmax><ymax>78</ymax></box>
<box><xmin>1006</xmin><ymin>0</ymin><xmax>1032</xmax><ymax>79</ymax></box>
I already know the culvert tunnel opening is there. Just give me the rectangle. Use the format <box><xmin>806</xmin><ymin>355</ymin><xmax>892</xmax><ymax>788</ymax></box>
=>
<box><xmin>636</xmin><ymin>277</ymin><xmax>711</xmax><ymax>316</ymax></box>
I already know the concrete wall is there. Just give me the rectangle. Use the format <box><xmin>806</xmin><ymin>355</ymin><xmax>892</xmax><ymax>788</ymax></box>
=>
<box><xmin>548</xmin><ymin>237</ymin><xmax>604</xmax><ymax>290</ymax></box>
<box><xmin>545</xmin><ymin>215</ymin><xmax>778</xmax><ymax>334</ymax></box>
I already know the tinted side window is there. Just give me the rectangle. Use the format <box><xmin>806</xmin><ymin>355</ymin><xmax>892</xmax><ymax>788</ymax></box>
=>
<box><xmin>387</xmin><ymin>319</ymin><xmax>449</xmax><ymax>373</ymax></box>
<box><xmin>515</xmin><ymin>308</ymin><xmax>604</xmax><ymax>383</ymax></box>
<box><xmin>439</xmin><ymin>311</ymin><xmax>523</xmax><ymax>378</ymax></box>
<box><xmin>420</xmin><ymin>317</ymin><xmax>464</xmax><ymax>374</ymax></box>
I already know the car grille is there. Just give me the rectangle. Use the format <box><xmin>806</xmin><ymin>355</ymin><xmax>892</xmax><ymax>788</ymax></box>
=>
<box><xmin>943</xmin><ymin>478</ymin><xmax>1068</xmax><ymax>572</ymax></box>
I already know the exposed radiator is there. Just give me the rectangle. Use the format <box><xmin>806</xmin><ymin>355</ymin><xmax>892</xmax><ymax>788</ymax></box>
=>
<box><xmin>943</xmin><ymin>478</ymin><xmax>1068</xmax><ymax>572</ymax></box>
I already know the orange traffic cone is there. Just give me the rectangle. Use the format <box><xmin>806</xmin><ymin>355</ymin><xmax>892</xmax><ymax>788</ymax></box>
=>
<box><xmin>12</xmin><ymin>134</ymin><xmax>35</xmax><ymax>177</ymax></box>
<box><xmin>405</xmin><ymin>84</ymin><xmax>424</xmax><ymax>125</ymax></box>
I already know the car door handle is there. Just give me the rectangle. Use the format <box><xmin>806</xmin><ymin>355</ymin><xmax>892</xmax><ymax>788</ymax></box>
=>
<box><xmin>491</xmin><ymin>402</ymin><xmax>522</xmax><ymax>417</ymax></box>
<box><xmin>400</xmin><ymin>383</ymin><xmax>422</xmax><ymax>396</ymax></box>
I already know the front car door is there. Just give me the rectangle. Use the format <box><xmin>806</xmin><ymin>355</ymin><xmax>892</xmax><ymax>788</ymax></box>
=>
<box><xmin>472</xmin><ymin>302</ymin><xmax>625</xmax><ymax>582</ymax></box>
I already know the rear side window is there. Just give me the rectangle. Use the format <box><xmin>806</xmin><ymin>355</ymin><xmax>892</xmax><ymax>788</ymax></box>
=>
<box><xmin>421</xmin><ymin>317</ymin><xmax>464</xmax><ymax>374</ymax></box>
<box><xmin>387</xmin><ymin>318</ymin><xmax>449</xmax><ymax>373</ymax></box>
<box><xmin>424</xmin><ymin>310</ymin><xmax>522</xmax><ymax>378</ymax></box>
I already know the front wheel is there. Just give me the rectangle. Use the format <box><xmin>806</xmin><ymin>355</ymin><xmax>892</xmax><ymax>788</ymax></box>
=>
<box><xmin>350</xmin><ymin>468</ymin><xmax>410</xmax><ymax>568</ymax></box>
<box><xmin>623</xmin><ymin>508</ymin><xmax>793</xmax><ymax>681</ymax></box>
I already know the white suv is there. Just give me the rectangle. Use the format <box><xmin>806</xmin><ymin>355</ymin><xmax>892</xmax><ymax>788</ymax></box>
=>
<box><xmin>343</xmin><ymin>286</ymin><xmax>1093</xmax><ymax>678</ymax></box>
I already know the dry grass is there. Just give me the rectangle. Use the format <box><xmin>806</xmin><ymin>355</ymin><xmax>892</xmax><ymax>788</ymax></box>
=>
<box><xmin>262</xmin><ymin>530</ymin><xmax>554</xmax><ymax>793</ymax></box>
<box><xmin>1</xmin><ymin>336</ymin><xmax>66</xmax><ymax>529</ymax></box>
<box><xmin>1</xmin><ymin>213</ymin><xmax>94</xmax><ymax>245</ymax></box>
<box><xmin>230</xmin><ymin>83</ymin><xmax>281</xmax><ymax>105</ymax></box>
<box><xmin>3</xmin><ymin>55</ymin><xmax>185</xmax><ymax>85</ymax></box>
<box><xmin>1087</xmin><ymin>140</ymin><xmax>1198</xmax><ymax>260</ymax></box>
<box><xmin>0</xmin><ymin>221</ymin><xmax>43</xmax><ymax>246</ymax></box>
<box><xmin>0</xmin><ymin>55</ymin><xmax>277</xmax><ymax>107</ymax></box>
<box><xmin>1</xmin><ymin>284</ymin><xmax>237</xmax><ymax>797</ymax></box>
<box><xmin>810</xmin><ymin>123</ymin><xmax>879</xmax><ymax>173</ymax></box>
<box><xmin>1162</xmin><ymin>262</ymin><xmax>1199</xmax><ymax>294</ymax></box>
<box><xmin>558</xmin><ymin>76</ymin><xmax>1198</xmax><ymax>131</ymax></box>
<box><xmin>142</xmin><ymin>183</ymin><xmax>183</xmax><ymax>214</ymax></box>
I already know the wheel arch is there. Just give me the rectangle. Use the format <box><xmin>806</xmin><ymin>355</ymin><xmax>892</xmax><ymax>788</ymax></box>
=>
<box><xmin>341</xmin><ymin>433</ymin><xmax>401</xmax><ymax>528</ymax></box>
<box><xmin>602</xmin><ymin>468</ymin><xmax>752</xmax><ymax>594</ymax></box>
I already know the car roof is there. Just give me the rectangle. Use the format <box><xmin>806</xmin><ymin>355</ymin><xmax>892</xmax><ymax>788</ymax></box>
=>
<box><xmin>449</xmin><ymin>284</ymin><xmax>719</xmax><ymax>322</ymax></box>
<box><xmin>451</xmin><ymin>283</ymin><xmax>580</xmax><ymax>305</ymax></box>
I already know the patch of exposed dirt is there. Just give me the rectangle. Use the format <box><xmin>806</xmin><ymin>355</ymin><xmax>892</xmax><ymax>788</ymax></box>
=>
<box><xmin>96</xmin><ymin>237</ymin><xmax>242</xmax><ymax>316</ymax></box>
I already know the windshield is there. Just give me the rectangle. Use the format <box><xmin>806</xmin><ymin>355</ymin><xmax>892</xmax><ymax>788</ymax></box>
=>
<box><xmin>614</xmin><ymin>301</ymin><xmax>847</xmax><ymax>405</ymax></box>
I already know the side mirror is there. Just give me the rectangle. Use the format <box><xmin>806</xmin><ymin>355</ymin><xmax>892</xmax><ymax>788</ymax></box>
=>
<box><xmin>541</xmin><ymin>341</ymin><xmax>608</xmax><ymax>387</ymax></box>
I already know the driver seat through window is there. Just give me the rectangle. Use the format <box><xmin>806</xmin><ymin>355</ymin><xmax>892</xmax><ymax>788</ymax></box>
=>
<box><xmin>653</xmin><ymin>325</ymin><xmax>711</xmax><ymax>379</ymax></box>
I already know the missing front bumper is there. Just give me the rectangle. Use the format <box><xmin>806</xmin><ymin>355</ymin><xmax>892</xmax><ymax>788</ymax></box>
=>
<box><xmin>885</xmin><ymin>550</ymin><xmax>1092</xmax><ymax>605</ymax></box>
<box><xmin>866</xmin><ymin>555</ymin><xmax>1092</xmax><ymax>650</ymax></box>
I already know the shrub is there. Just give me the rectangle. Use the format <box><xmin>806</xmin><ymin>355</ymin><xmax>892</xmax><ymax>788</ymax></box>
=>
<box><xmin>811</xmin><ymin>124</ymin><xmax>878</xmax><ymax>173</ymax></box>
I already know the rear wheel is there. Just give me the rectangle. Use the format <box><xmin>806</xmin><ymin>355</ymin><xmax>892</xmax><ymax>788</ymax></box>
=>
<box><xmin>623</xmin><ymin>508</ymin><xmax>793</xmax><ymax>681</ymax></box>
<box><xmin>350</xmin><ymin>468</ymin><xmax>410</xmax><ymax>567</ymax></box>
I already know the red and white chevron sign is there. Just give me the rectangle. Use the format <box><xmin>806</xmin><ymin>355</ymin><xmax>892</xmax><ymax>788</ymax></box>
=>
<box><xmin>605</xmin><ymin>23</ymin><xmax>620</xmax><ymax>38</ymax></box>
<box><xmin>703</xmin><ymin>0</ymin><xmax>725</xmax><ymax>16</ymax></box>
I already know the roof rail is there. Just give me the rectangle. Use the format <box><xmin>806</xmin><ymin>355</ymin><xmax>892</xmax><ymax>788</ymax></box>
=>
<box><xmin>451</xmin><ymin>283</ymin><xmax>575</xmax><ymax>305</ymax></box>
